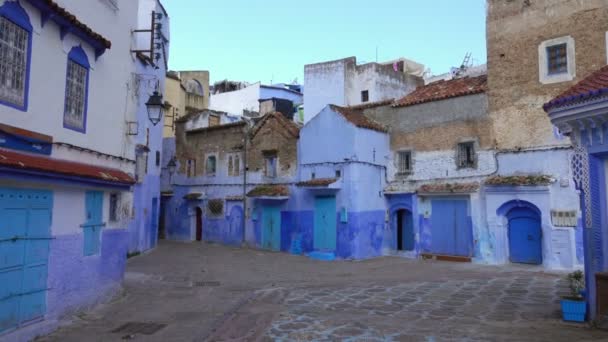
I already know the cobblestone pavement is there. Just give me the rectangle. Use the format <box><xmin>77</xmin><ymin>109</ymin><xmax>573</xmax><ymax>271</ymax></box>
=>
<box><xmin>37</xmin><ymin>242</ymin><xmax>608</xmax><ymax>342</ymax></box>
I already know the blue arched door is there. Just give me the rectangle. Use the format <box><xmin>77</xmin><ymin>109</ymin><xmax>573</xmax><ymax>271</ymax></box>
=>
<box><xmin>507</xmin><ymin>207</ymin><xmax>542</xmax><ymax>265</ymax></box>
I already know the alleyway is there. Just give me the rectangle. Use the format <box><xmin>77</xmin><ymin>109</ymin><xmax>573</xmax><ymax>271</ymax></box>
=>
<box><xmin>39</xmin><ymin>241</ymin><xmax>607</xmax><ymax>342</ymax></box>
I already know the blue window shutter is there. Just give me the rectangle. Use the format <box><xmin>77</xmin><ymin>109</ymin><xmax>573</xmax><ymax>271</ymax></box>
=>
<box><xmin>84</xmin><ymin>191</ymin><xmax>103</xmax><ymax>256</ymax></box>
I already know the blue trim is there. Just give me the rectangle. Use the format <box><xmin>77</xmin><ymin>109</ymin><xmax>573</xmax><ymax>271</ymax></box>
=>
<box><xmin>0</xmin><ymin>167</ymin><xmax>132</xmax><ymax>190</ymax></box>
<box><xmin>26</xmin><ymin>0</ymin><xmax>109</xmax><ymax>59</ymax></box>
<box><xmin>63</xmin><ymin>46</ymin><xmax>90</xmax><ymax>133</ymax></box>
<box><xmin>496</xmin><ymin>199</ymin><xmax>542</xmax><ymax>218</ymax></box>
<box><xmin>0</xmin><ymin>1</ymin><xmax>33</xmax><ymax>112</ymax></box>
<box><xmin>0</xmin><ymin>131</ymin><xmax>51</xmax><ymax>155</ymax></box>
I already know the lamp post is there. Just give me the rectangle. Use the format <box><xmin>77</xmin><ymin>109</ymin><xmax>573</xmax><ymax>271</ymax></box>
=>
<box><xmin>146</xmin><ymin>91</ymin><xmax>164</xmax><ymax>126</ymax></box>
<box><xmin>167</xmin><ymin>157</ymin><xmax>176</xmax><ymax>185</ymax></box>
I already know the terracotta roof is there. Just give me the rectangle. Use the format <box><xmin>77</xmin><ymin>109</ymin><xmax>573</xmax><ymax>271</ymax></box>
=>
<box><xmin>0</xmin><ymin>148</ymin><xmax>134</xmax><ymax>185</ymax></box>
<box><xmin>418</xmin><ymin>182</ymin><xmax>480</xmax><ymax>194</ymax></box>
<box><xmin>186</xmin><ymin>121</ymin><xmax>247</xmax><ymax>134</ymax></box>
<box><xmin>544</xmin><ymin>65</ymin><xmax>608</xmax><ymax>111</ymax></box>
<box><xmin>249</xmin><ymin>112</ymin><xmax>300</xmax><ymax>139</ymax></box>
<box><xmin>296</xmin><ymin>178</ymin><xmax>338</xmax><ymax>187</ymax></box>
<box><xmin>393</xmin><ymin>75</ymin><xmax>487</xmax><ymax>108</ymax></box>
<box><xmin>246</xmin><ymin>185</ymin><xmax>289</xmax><ymax>197</ymax></box>
<box><xmin>330</xmin><ymin>105</ymin><xmax>388</xmax><ymax>133</ymax></box>
<box><xmin>347</xmin><ymin>99</ymin><xmax>394</xmax><ymax>111</ymax></box>
<box><xmin>485</xmin><ymin>175</ymin><xmax>554</xmax><ymax>186</ymax></box>
<box><xmin>29</xmin><ymin>0</ymin><xmax>112</xmax><ymax>49</ymax></box>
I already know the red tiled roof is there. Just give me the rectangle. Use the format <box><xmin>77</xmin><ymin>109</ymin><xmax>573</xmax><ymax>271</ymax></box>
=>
<box><xmin>544</xmin><ymin>65</ymin><xmax>608</xmax><ymax>111</ymax></box>
<box><xmin>330</xmin><ymin>105</ymin><xmax>388</xmax><ymax>133</ymax></box>
<box><xmin>0</xmin><ymin>148</ymin><xmax>135</xmax><ymax>185</ymax></box>
<box><xmin>296</xmin><ymin>178</ymin><xmax>338</xmax><ymax>187</ymax></box>
<box><xmin>393</xmin><ymin>75</ymin><xmax>487</xmax><ymax>108</ymax></box>
<box><xmin>347</xmin><ymin>99</ymin><xmax>394</xmax><ymax>111</ymax></box>
<box><xmin>30</xmin><ymin>0</ymin><xmax>112</xmax><ymax>49</ymax></box>
<box><xmin>246</xmin><ymin>185</ymin><xmax>289</xmax><ymax>197</ymax></box>
<box><xmin>250</xmin><ymin>112</ymin><xmax>300</xmax><ymax>139</ymax></box>
<box><xmin>418</xmin><ymin>182</ymin><xmax>480</xmax><ymax>194</ymax></box>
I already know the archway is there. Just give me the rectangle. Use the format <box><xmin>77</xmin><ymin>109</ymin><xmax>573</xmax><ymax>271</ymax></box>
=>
<box><xmin>395</xmin><ymin>209</ymin><xmax>414</xmax><ymax>251</ymax></box>
<box><xmin>497</xmin><ymin>200</ymin><xmax>542</xmax><ymax>265</ymax></box>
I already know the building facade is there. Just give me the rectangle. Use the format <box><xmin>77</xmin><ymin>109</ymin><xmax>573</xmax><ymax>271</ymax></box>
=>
<box><xmin>209</xmin><ymin>82</ymin><xmax>303</xmax><ymax>118</ymax></box>
<box><xmin>0</xmin><ymin>0</ymin><xmax>138</xmax><ymax>340</ymax></box>
<box><xmin>163</xmin><ymin>70</ymin><xmax>209</xmax><ymax>138</ymax></box>
<box><xmin>303</xmin><ymin>57</ymin><xmax>424</xmax><ymax>123</ymax></box>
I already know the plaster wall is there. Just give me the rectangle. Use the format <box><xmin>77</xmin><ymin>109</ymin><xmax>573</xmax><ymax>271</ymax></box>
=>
<box><xmin>0</xmin><ymin>0</ymin><xmax>139</xmax><ymax>161</ymax></box>
<box><xmin>487</xmin><ymin>0</ymin><xmax>608</xmax><ymax>149</ymax></box>
<box><xmin>164</xmin><ymin>76</ymin><xmax>186</xmax><ymax>137</ymax></box>
<box><xmin>303</xmin><ymin>59</ymin><xmax>347</xmax><ymax>123</ymax></box>
<box><xmin>345</xmin><ymin>62</ymin><xmax>420</xmax><ymax>106</ymax></box>
<box><xmin>209</xmin><ymin>83</ymin><xmax>261</xmax><ymax>115</ymax></box>
<box><xmin>180</xmin><ymin>70</ymin><xmax>210</xmax><ymax>106</ymax></box>
<box><xmin>260</xmin><ymin>86</ymin><xmax>303</xmax><ymax>105</ymax></box>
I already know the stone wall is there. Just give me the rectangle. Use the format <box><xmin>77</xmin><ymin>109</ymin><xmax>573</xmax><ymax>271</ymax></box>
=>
<box><xmin>487</xmin><ymin>0</ymin><xmax>608</xmax><ymax>149</ymax></box>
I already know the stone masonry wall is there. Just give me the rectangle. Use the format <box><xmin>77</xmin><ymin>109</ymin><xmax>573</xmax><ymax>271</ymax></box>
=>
<box><xmin>487</xmin><ymin>0</ymin><xmax>608</xmax><ymax>149</ymax></box>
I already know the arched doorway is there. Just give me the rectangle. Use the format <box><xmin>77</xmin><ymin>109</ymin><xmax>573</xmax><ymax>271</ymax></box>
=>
<box><xmin>396</xmin><ymin>209</ymin><xmax>414</xmax><ymax>251</ymax></box>
<box><xmin>196</xmin><ymin>207</ymin><xmax>203</xmax><ymax>241</ymax></box>
<box><xmin>507</xmin><ymin>207</ymin><xmax>542</xmax><ymax>265</ymax></box>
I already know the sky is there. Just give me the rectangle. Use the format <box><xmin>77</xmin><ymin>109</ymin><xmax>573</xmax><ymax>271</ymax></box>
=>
<box><xmin>163</xmin><ymin>0</ymin><xmax>487</xmax><ymax>85</ymax></box>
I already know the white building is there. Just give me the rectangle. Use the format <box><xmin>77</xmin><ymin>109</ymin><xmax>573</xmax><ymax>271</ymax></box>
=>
<box><xmin>0</xmin><ymin>0</ymin><xmax>168</xmax><ymax>340</ymax></box>
<box><xmin>303</xmin><ymin>56</ymin><xmax>424</xmax><ymax>123</ymax></box>
<box><xmin>210</xmin><ymin>82</ymin><xmax>303</xmax><ymax>118</ymax></box>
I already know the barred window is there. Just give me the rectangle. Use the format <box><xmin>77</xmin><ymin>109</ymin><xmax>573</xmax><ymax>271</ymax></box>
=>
<box><xmin>64</xmin><ymin>59</ymin><xmax>88</xmax><ymax>130</ymax></box>
<box><xmin>207</xmin><ymin>198</ymin><xmax>224</xmax><ymax>217</ymax></box>
<box><xmin>264</xmin><ymin>152</ymin><xmax>277</xmax><ymax>178</ymax></box>
<box><xmin>396</xmin><ymin>151</ymin><xmax>412</xmax><ymax>174</ymax></box>
<box><xmin>547</xmin><ymin>43</ymin><xmax>567</xmax><ymax>75</ymax></box>
<box><xmin>0</xmin><ymin>16</ymin><xmax>29</xmax><ymax>108</ymax></box>
<box><xmin>234</xmin><ymin>154</ymin><xmax>240</xmax><ymax>177</ymax></box>
<box><xmin>228</xmin><ymin>156</ymin><xmax>234</xmax><ymax>176</ymax></box>
<box><xmin>206</xmin><ymin>155</ymin><xmax>216</xmax><ymax>175</ymax></box>
<box><xmin>109</xmin><ymin>193</ymin><xmax>120</xmax><ymax>222</ymax></box>
<box><xmin>457</xmin><ymin>142</ymin><xmax>476</xmax><ymax>168</ymax></box>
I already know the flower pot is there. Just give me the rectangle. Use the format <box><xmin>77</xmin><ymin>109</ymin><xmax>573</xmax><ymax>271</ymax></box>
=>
<box><xmin>561</xmin><ymin>298</ymin><xmax>586</xmax><ymax>322</ymax></box>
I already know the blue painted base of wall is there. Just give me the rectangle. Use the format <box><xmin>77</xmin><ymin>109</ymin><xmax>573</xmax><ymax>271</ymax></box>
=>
<box><xmin>47</xmin><ymin>229</ymin><xmax>128</xmax><ymax>319</ymax></box>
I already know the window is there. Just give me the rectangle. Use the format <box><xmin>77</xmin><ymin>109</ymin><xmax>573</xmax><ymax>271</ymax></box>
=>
<box><xmin>234</xmin><ymin>154</ymin><xmax>240</xmax><ymax>177</ymax></box>
<box><xmin>547</xmin><ymin>43</ymin><xmax>567</xmax><ymax>75</ymax></box>
<box><xmin>361</xmin><ymin>90</ymin><xmax>369</xmax><ymax>103</ymax></box>
<box><xmin>206</xmin><ymin>155</ymin><xmax>217</xmax><ymax>175</ymax></box>
<box><xmin>63</xmin><ymin>47</ymin><xmax>90</xmax><ymax>132</ymax></box>
<box><xmin>264</xmin><ymin>152</ymin><xmax>277</xmax><ymax>178</ymax></box>
<box><xmin>155</xmin><ymin>150</ymin><xmax>160</xmax><ymax>167</ymax></box>
<box><xmin>335</xmin><ymin>170</ymin><xmax>341</xmax><ymax>178</ymax></box>
<box><xmin>457</xmin><ymin>142</ymin><xmax>476</xmax><ymax>169</ymax></box>
<box><xmin>538</xmin><ymin>36</ymin><xmax>575</xmax><ymax>84</ymax></box>
<box><xmin>311</xmin><ymin>172</ymin><xmax>316</xmax><ymax>179</ymax></box>
<box><xmin>207</xmin><ymin>198</ymin><xmax>224</xmax><ymax>217</ymax></box>
<box><xmin>186</xmin><ymin>159</ymin><xmax>196</xmax><ymax>178</ymax></box>
<box><xmin>0</xmin><ymin>2</ymin><xmax>32</xmax><ymax>110</ymax></box>
<box><xmin>228</xmin><ymin>156</ymin><xmax>234</xmax><ymax>176</ymax></box>
<box><xmin>109</xmin><ymin>193</ymin><xmax>120</xmax><ymax>222</ymax></box>
<box><xmin>396</xmin><ymin>151</ymin><xmax>412</xmax><ymax>174</ymax></box>
<box><xmin>135</xmin><ymin>153</ymin><xmax>147</xmax><ymax>182</ymax></box>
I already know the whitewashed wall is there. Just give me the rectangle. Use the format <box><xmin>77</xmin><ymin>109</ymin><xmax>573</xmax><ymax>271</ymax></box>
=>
<box><xmin>210</xmin><ymin>83</ymin><xmax>261</xmax><ymax>115</ymax></box>
<box><xmin>304</xmin><ymin>59</ymin><xmax>346</xmax><ymax>123</ymax></box>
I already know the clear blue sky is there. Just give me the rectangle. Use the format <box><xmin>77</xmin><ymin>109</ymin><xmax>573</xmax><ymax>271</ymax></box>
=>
<box><xmin>163</xmin><ymin>0</ymin><xmax>487</xmax><ymax>84</ymax></box>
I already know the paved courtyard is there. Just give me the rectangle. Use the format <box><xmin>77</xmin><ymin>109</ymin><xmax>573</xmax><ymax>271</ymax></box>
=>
<box><xmin>38</xmin><ymin>241</ymin><xmax>608</xmax><ymax>342</ymax></box>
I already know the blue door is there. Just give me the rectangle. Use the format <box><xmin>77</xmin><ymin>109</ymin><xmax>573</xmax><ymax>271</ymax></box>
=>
<box><xmin>314</xmin><ymin>196</ymin><xmax>337</xmax><ymax>251</ymax></box>
<box><xmin>0</xmin><ymin>188</ymin><xmax>52</xmax><ymax>333</ymax></box>
<box><xmin>396</xmin><ymin>209</ymin><xmax>415</xmax><ymax>251</ymax></box>
<box><xmin>508</xmin><ymin>208</ymin><xmax>542</xmax><ymax>265</ymax></box>
<box><xmin>84</xmin><ymin>191</ymin><xmax>103</xmax><ymax>256</ymax></box>
<box><xmin>430</xmin><ymin>198</ymin><xmax>473</xmax><ymax>257</ymax></box>
<box><xmin>262</xmin><ymin>205</ymin><xmax>281</xmax><ymax>251</ymax></box>
<box><xmin>150</xmin><ymin>197</ymin><xmax>158</xmax><ymax>249</ymax></box>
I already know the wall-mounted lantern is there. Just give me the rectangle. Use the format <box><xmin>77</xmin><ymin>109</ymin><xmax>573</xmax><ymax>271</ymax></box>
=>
<box><xmin>146</xmin><ymin>91</ymin><xmax>164</xmax><ymax>125</ymax></box>
<box><xmin>167</xmin><ymin>157</ymin><xmax>177</xmax><ymax>175</ymax></box>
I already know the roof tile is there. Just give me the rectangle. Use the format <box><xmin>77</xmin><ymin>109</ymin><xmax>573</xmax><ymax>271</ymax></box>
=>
<box><xmin>296</xmin><ymin>178</ymin><xmax>338</xmax><ymax>187</ymax></box>
<box><xmin>330</xmin><ymin>105</ymin><xmax>388</xmax><ymax>133</ymax></box>
<box><xmin>544</xmin><ymin>65</ymin><xmax>608</xmax><ymax>111</ymax></box>
<box><xmin>246</xmin><ymin>185</ymin><xmax>289</xmax><ymax>197</ymax></box>
<box><xmin>393</xmin><ymin>75</ymin><xmax>487</xmax><ymax>108</ymax></box>
<box><xmin>0</xmin><ymin>148</ymin><xmax>134</xmax><ymax>185</ymax></box>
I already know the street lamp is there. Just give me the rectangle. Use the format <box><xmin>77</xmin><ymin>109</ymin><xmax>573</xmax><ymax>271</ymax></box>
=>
<box><xmin>146</xmin><ymin>91</ymin><xmax>164</xmax><ymax>125</ymax></box>
<box><xmin>167</xmin><ymin>157</ymin><xmax>177</xmax><ymax>175</ymax></box>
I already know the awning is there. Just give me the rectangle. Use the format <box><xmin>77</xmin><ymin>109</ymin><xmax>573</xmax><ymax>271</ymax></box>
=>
<box><xmin>417</xmin><ymin>182</ymin><xmax>479</xmax><ymax>196</ymax></box>
<box><xmin>296</xmin><ymin>178</ymin><xmax>340</xmax><ymax>192</ymax></box>
<box><xmin>0</xmin><ymin>148</ymin><xmax>135</xmax><ymax>187</ymax></box>
<box><xmin>247</xmin><ymin>185</ymin><xmax>289</xmax><ymax>201</ymax></box>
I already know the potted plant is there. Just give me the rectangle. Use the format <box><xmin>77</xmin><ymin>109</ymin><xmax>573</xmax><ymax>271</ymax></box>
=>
<box><xmin>561</xmin><ymin>270</ymin><xmax>586</xmax><ymax>322</ymax></box>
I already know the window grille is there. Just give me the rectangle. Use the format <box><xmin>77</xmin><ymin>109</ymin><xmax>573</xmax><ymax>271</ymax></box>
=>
<box><xmin>457</xmin><ymin>142</ymin><xmax>476</xmax><ymax>168</ymax></box>
<box><xmin>64</xmin><ymin>60</ymin><xmax>87</xmax><ymax>130</ymax></box>
<box><xmin>547</xmin><ymin>43</ymin><xmax>567</xmax><ymax>75</ymax></box>
<box><xmin>109</xmin><ymin>193</ymin><xmax>119</xmax><ymax>222</ymax></box>
<box><xmin>0</xmin><ymin>17</ymin><xmax>28</xmax><ymax>107</ymax></box>
<box><xmin>206</xmin><ymin>155</ymin><xmax>216</xmax><ymax>175</ymax></box>
<box><xmin>207</xmin><ymin>199</ymin><xmax>224</xmax><ymax>217</ymax></box>
<box><xmin>397</xmin><ymin>151</ymin><xmax>412</xmax><ymax>174</ymax></box>
<box><xmin>361</xmin><ymin>90</ymin><xmax>369</xmax><ymax>103</ymax></box>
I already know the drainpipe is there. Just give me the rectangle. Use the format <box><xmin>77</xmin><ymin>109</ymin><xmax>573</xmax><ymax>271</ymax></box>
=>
<box><xmin>242</xmin><ymin>123</ymin><xmax>248</xmax><ymax>245</ymax></box>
